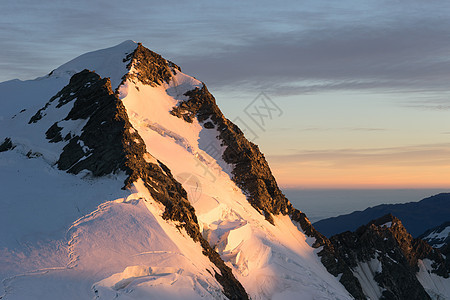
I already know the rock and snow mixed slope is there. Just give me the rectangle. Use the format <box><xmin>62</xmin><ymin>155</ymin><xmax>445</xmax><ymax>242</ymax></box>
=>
<box><xmin>0</xmin><ymin>41</ymin><xmax>353</xmax><ymax>299</ymax></box>
<box><xmin>2</xmin><ymin>41</ymin><xmax>449</xmax><ymax>300</ymax></box>
<box><xmin>419</xmin><ymin>221</ymin><xmax>450</xmax><ymax>249</ymax></box>
<box><xmin>329</xmin><ymin>214</ymin><xmax>450</xmax><ymax>300</ymax></box>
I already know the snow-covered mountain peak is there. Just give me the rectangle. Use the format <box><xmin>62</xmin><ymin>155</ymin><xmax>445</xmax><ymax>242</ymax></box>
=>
<box><xmin>49</xmin><ymin>40</ymin><xmax>138</xmax><ymax>89</ymax></box>
<box><xmin>0</xmin><ymin>41</ymin><xmax>356</xmax><ymax>299</ymax></box>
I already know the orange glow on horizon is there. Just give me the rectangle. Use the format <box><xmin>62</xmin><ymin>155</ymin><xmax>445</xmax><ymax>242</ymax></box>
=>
<box><xmin>271</xmin><ymin>163</ymin><xmax>450</xmax><ymax>189</ymax></box>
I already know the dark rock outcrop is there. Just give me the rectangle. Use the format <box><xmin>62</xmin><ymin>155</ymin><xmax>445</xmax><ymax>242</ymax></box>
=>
<box><xmin>329</xmin><ymin>214</ymin><xmax>450</xmax><ymax>299</ymax></box>
<box><xmin>0</xmin><ymin>137</ymin><xmax>15</xmax><ymax>152</ymax></box>
<box><xmin>290</xmin><ymin>209</ymin><xmax>367</xmax><ymax>299</ymax></box>
<box><xmin>171</xmin><ymin>85</ymin><xmax>293</xmax><ymax>223</ymax></box>
<box><xmin>122</xmin><ymin>43</ymin><xmax>180</xmax><ymax>87</ymax></box>
<box><xmin>170</xmin><ymin>84</ymin><xmax>367</xmax><ymax>299</ymax></box>
<box><xmin>45</xmin><ymin>122</ymin><xmax>64</xmax><ymax>143</ymax></box>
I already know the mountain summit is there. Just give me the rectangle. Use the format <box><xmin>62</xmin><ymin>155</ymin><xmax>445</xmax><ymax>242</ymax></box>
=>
<box><xmin>0</xmin><ymin>41</ymin><xmax>449</xmax><ymax>299</ymax></box>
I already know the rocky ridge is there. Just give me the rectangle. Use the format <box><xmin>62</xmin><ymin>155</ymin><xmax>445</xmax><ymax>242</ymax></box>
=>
<box><xmin>314</xmin><ymin>193</ymin><xmax>450</xmax><ymax>238</ymax></box>
<box><xmin>169</xmin><ymin>82</ymin><xmax>450</xmax><ymax>299</ymax></box>
<box><xmin>330</xmin><ymin>214</ymin><xmax>449</xmax><ymax>299</ymax></box>
<box><xmin>170</xmin><ymin>80</ymin><xmax>367</xmax><ymax>299</ymax></box>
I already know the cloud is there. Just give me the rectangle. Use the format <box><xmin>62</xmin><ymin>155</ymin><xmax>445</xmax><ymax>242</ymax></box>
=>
<box><xmin>267</xmin><ymin>143</ymin><xmax>450</xmax><ymax>168</ymax></box>
<box><xmin>405</xmin><ymin>104</ymin><xmax>450</xmax><ymax>111</ymax></box>
<box><xmin>176</xmin><ymin>16</ymin><xmax>450</xmax><ymax>96</ymax></box>
<box><xmin>0</xmin><ymin>0</ymin><xmax>201</xmax><ymax>80</ymax></box>
<box><xmin>267</xmin><ymin>143</ymin><xmax>450</xmax><ymax>188</ymax></box>
<box><xmin>403</xmin><ymin>95</ymin><xmax>450</xmax><ymax>110</ymax></box>
<box><xmin>2</xmin><ymin>0</ymin><xmax>450</xmax><ymax>100</ymax></box>
<box><xmin>301</xmin><ymin>127</ymin><xmax>386</xmax><ymax>132</ymax></box>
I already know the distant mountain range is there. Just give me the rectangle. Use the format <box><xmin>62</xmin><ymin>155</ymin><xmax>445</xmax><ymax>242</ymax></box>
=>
<box><xmin>313</xmin><ymin>193</ymin><xmax>450</xmax><ymax>238</ymax></box>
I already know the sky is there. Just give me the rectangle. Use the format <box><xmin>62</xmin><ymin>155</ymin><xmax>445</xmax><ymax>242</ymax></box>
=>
<box><xmin>1</xmin><ymin>0</ymin><xmax>450</xmax><ymax>189</ymax></box>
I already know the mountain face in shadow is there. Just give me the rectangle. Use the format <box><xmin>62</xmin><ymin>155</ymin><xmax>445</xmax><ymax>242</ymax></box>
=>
<box><xmin>314</xmin><ymin>193</ymin><xmax>450</xmax><ymax>238</ymax></box>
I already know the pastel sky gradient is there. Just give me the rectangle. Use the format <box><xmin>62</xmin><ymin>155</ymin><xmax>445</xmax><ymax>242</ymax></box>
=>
<box><xmin>1</xmin><ymin>0</ymin><xmax>449</xmax><ymax>189</ymax></box>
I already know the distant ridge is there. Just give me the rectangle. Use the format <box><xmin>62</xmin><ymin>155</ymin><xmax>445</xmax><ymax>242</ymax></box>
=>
<box><xmin>313</xmin><ymin>193</ymin><xmax>450</xmax><ymax>237</ymax></box>
<box><xmin>328</xmin><ymin>213</ymin><xmax>449</xmax><ymax>299</ymax></box>
<box><xmin>419</xmin><ymin>221</ymin><xmax>450</xmax><ymax>249</ymax></box>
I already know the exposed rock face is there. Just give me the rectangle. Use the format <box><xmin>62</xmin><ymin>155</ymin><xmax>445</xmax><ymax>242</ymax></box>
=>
<box><xmin>290</xmin><ymin>209</ymin><xmax>367</xmax><ymax>299</ymax></box>
<box><xmin>0</xmin><ymin>137</ymin><xmax>14</xmax><ymax>152</ymax></box>
<box><xmin>45</xmin><ymin>122</ymin><xmax>64</xmax><ymax>143</ymax></box>
<box><xmin>329</xmin><ymin>214</ymin><xmax>450</xmax><ymax>299</ymax></box>
<box><xmin>170</xmin><ymin>84</ymin><xmax>367</xmax><ymax>298</ymax></box>
<box><xmin>440</xmin><ymin>243</ymin><xmax>450</xmax><ymax>273</ymax></box>
<box><xmin>172</xmin><ymin>85</ymin><xmax>292</xmax><ymax>223</ymax></box>
<box><xmin>28</xmin><ymin>67</ymin><xmax>247</xmax><ymax>300</ymax></box>
<box><xmin>122</xmin><ymin>43</ymin><xmax>180</xmax><ymax>86</ymax></box>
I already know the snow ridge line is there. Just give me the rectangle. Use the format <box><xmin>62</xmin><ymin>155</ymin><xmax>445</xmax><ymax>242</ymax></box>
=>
<box><xmin>65</xmin><ymin>200</ymin><xmax>117</xmax><ymax>269</ymax></box>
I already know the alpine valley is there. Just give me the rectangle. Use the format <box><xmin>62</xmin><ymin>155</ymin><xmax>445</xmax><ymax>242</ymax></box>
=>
<box><xmin>0</xmin><ymin>41</ymin><xmax>449</xmax><ymax>300</ymax></box>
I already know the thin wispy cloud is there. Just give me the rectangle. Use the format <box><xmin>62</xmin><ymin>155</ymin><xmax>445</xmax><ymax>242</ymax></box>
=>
<box><xmin>406</xmin><ymin>104</ymin><xmax>450</xmax><ymax>111</ymax></box>
<box><xmin>179</xmin><ymin>21</ymin><xmax>450</xmax><ymax>95</ymax></box>
<box><xmin>301</xmin><ymin>127</ymin><xmax>387</xmax><ymax>132</ymax></box>
<box><xmin>268</xmin><ymin>143</ymin><xmax>450</xmax><ymax>168</ymax></box>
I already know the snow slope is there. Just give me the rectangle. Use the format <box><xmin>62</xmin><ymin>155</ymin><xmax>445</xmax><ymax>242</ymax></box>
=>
<box><xmin>1</xmin><ymin>41</ymin><xmax>352</xmax><ymax>299</ymax></box>
<box><xmin>119</xmin><ymin>62</ymin><xmax>352</xmax><ymax>299</ymax></box>
<box><xmin>417</xmin><ymin>259</ymin><xmax>450</xmax><ymax>300</ymax></box>
<box><xmin>0</xmin><ymin>150</ymin><xmax>223</xmax><ymax>299</ymax></box>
